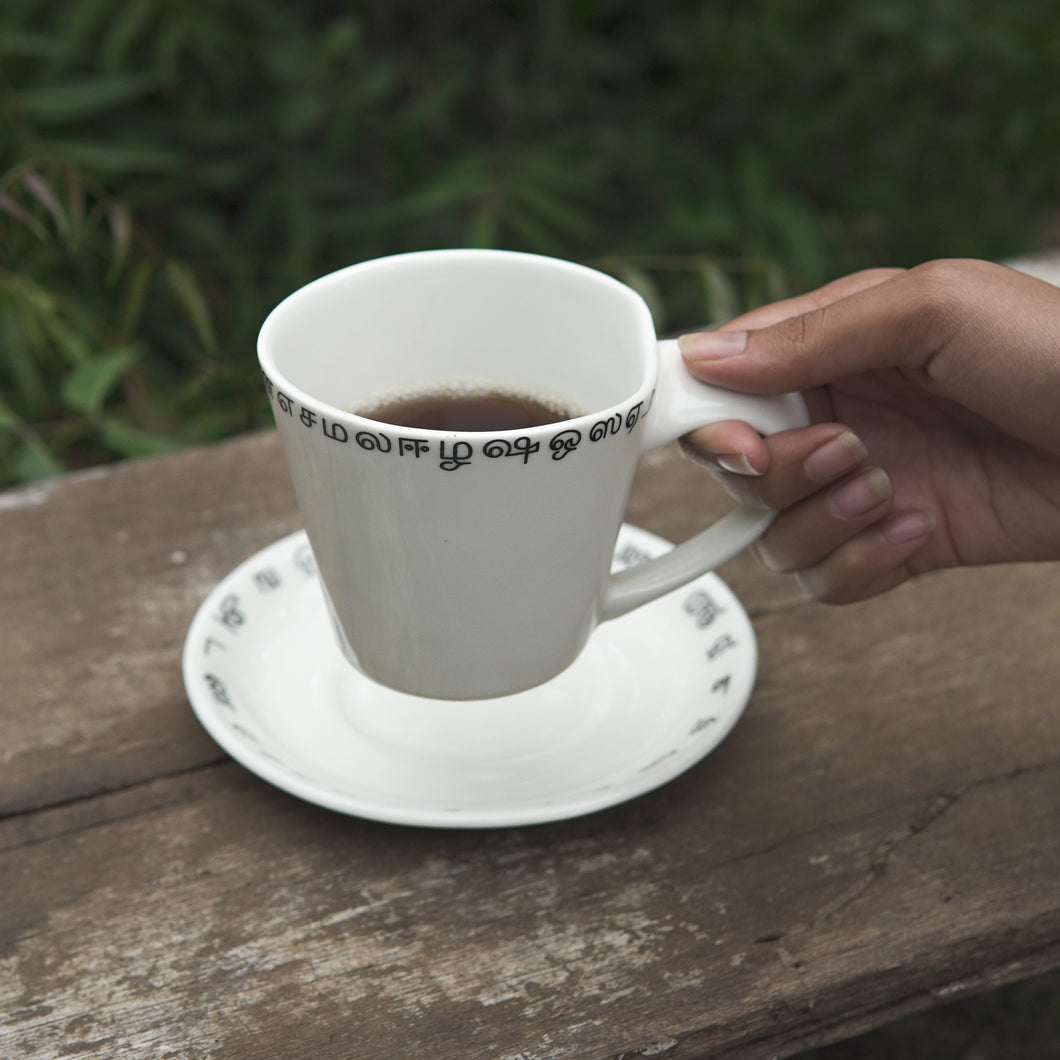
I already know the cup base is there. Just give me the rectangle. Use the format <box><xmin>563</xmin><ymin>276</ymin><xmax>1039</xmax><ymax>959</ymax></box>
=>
<box><xmin>334</xmin><ymin>642</ymin><xmax>617</xmax><ymax>765</ymax></box>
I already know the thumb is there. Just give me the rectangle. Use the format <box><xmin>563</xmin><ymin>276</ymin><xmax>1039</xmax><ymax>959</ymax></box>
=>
<box><xmin>681</xmin><ymin>259</ymin><xmax>1060</xmax><ymax>457</ymax></box>
<box><xmin>678</xmin><ymin>265</ymin><xmax>954</xmax><ymax>395</ymax></box>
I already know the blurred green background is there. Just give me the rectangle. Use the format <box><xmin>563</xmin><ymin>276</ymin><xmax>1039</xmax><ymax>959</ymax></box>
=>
<box><xmin>2</xmin><ymin>0</ymin><xmax>1059</xmax><ymax>490</ymax></box>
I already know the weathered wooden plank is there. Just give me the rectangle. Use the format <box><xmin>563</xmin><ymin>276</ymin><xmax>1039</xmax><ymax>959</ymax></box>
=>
<box><xmin>2</xmin><ymin>548</ymin><xmax>1058</xmax><ymax>1058</ymax></box>
<box><xmin>3</xmin><ymin>428</ymin><xmax>1059</xmax><ymax>1059</ymax></box>
<box><xmin>1</xmin><ymin>716</ymin><xmax>1056</xmax><ymax>1059</ymax></box>
<box><xmin>0</xmin><ymin>433</ymin><xmax>299</xmax><ymax>815</ymax></box>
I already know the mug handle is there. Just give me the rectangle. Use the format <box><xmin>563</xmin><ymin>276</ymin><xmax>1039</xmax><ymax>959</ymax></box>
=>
<box><xmin>600</xmin><ymin>338</ymin><xmax>810</xmax><ymax>620</ymax></box>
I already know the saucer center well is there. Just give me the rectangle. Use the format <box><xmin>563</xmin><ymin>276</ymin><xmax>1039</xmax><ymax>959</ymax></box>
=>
<box><xmin>332</xmin><ymin>638</ymin><xmax>626</xmax><ymax>766</ymax></box>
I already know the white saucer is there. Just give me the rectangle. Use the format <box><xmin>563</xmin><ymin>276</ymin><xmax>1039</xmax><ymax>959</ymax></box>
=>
<box><xmin>182</xmin><ymin>525</ymin><xmax>758</xmax><ymax>828</ymax></box>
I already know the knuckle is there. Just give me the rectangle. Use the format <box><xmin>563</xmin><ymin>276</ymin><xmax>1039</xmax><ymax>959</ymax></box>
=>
<box><xmin>794</xmin><ymin>568</ymin><xmax>827</xmax><ymax>599</ymax></box>
<box><xmin>752</xmin><ymin>537</ymin><xmax>798</xmax><ymax>574</ymax></box>
<box><xmin>724</xmin><ymin>477</ymin><xmax>772</xmax><ymax>510</ymax></box>
<box><xmin>900</xmin><ymin>259</ymin><xmax>980</xmax><ymax>360</ymax></box>
<box><xmin>773</xmin><ymin>308</ymin><xmax>817</xmax><ymax>352</ymax></box>
<box><xmin>676</xmin><ymin>432</ymin><xmax>716</xmax><ymax>469</ymax></box>
<box><xmin>796</xmin><ymin>540</ymin><xmax>866</xmax><ymax>602</ymax></box>
<box><xmin>908</xmin><ymin>258</ymin><xmax>967</xmax><ymax>306</ymax></box>
<box><xmin>797</xmin><ymin>568</ymin><xmax>857</xmax><ymax>604</ymax></box>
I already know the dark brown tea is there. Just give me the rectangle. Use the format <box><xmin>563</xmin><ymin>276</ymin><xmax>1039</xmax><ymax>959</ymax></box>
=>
<box><xmin>358</xmin><ymin>387</ymin><xmax>577</xmax><ymax>432</ymax></box>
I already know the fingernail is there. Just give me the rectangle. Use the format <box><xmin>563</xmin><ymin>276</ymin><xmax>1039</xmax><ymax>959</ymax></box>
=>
<box><xmin>717</xmin><ymin>452</ymin><xmax>763</xmax><ymax>476</ymax></box>
<box><xmin>882</xmin><ymin>509</ymin><xmax>936</xmax><ymax>544</ymax></box>
<box><xmin>803</xmin><ymin>431</ymin><xmax>868</xmax><ymax>485</ymax></box>
<box><xmin>828</xmin><ymin>467</ymin><xmax>892</xmax><ymax>520</ymax></box>
<box><xmin>678</xmin><ymin>330</ymin><xmax>749</xmax><ymax>360</ymax></box>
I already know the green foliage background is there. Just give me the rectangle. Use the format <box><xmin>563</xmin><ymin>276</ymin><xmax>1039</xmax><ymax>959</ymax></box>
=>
<box><xmin>2</xmin><ymin>0</ymin><xmax>1059</xmax><ymax>486</ymax></box>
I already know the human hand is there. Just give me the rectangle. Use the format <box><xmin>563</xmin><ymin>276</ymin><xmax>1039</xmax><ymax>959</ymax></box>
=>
<box><xmin>678</xmin><ymin>259</ymin><xmax>1060</xmax><ymax>602</ymax></box>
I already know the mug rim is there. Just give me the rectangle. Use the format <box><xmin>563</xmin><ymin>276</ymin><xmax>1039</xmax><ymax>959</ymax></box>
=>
<box><xmin>257</xmin><ymin>248</ymin><xmax>659</xmax><ymax>439</ymax></box>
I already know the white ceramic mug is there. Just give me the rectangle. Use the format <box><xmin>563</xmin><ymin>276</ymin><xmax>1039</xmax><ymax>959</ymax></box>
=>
<box><xmin>258</xmin><ymin>249</ymin><xmax>808</xmax><ymax>700</ymax></box>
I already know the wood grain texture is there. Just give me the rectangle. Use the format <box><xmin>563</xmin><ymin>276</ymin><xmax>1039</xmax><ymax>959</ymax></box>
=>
<box><xmin>2</xmin><ymin>432</ymin><xmax>1058</xmax><ymax>1060</ymax></box>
